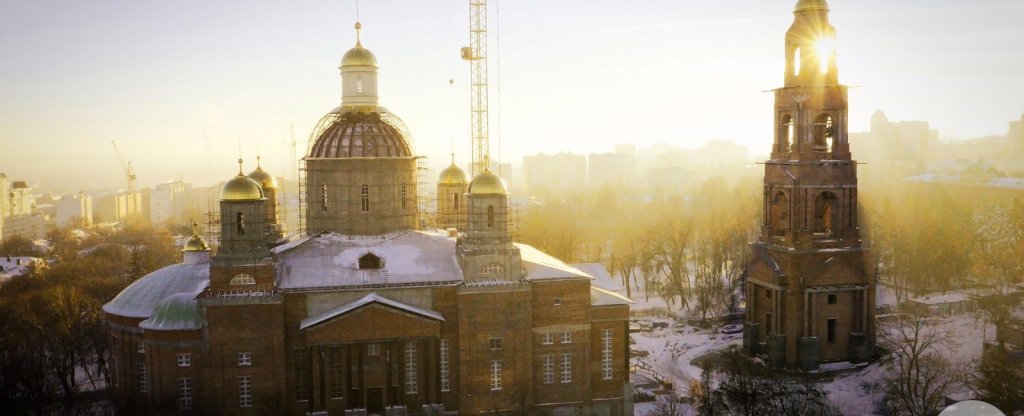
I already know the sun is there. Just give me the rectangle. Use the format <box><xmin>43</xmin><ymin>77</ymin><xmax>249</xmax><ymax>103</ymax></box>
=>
<box><xmin>815</xmin><ymin>37</ymin><xmax>837</xmax><ymax>74</ymax></box>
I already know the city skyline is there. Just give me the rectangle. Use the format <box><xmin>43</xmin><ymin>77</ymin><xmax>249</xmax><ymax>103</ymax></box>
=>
<box><xmin>1</xmin><ymin>0</ymin><xmax>1023</xmax><ymax>190</ymax></box>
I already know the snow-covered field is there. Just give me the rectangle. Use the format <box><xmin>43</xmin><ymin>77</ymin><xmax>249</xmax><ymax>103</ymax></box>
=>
<box><xmin>631</xmin><ymin>311</ymin><xmax>992</xmax><ymax>415</ymax></box>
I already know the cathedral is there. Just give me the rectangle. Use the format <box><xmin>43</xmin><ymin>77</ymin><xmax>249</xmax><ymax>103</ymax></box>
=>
<box><xmin>104</xmin><ymin>23</ymin><xmax>632</xmax><ymax>415</ymax></box>
<box><xmin>743</xmin><ymin>0</ymin><xmax>876</xmax><ymax>370</ymax></box>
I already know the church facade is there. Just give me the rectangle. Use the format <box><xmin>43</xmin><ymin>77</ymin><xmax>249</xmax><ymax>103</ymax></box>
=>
<box><xmin>743</xmin><ymin>0</ymin><xmax>876</xmax><ymax>370</ymax></box>
<box><xmin>104</xmin><ymin>24</ymin><xmax>632</xmax><ymax>416</ymax></box>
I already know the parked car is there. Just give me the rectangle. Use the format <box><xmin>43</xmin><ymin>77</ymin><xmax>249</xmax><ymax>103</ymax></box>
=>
<box><xmin>720</xmin><ymin>324</ymin><xmax>743</xmax><ymax>334</ymax></box>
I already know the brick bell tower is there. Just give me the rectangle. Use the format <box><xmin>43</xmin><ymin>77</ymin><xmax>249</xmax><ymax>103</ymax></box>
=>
<box><xmin>743</xmin><ymin>0</ymin><xmax>875</xmax><ymax>370</ymax></box>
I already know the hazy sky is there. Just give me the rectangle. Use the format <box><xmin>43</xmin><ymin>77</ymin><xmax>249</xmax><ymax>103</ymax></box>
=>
<box><xmin>1</xmin><ymin>0</ymin><xmax>1023</xmax><ymax>192</ymax></box>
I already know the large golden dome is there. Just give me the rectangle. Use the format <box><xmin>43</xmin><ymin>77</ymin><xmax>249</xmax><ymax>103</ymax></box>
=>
<box><xmin>247</xmin><ymin>159</ymin><xmax>278</xmax><ymax>190</ymax></box>
<box><xmin>468</xmin><ymin>170</ymin><xmax>507</xmax><ymax>195</ymax></box>
<box><xmin>795</xmin><ymin>0</ymin><xmax>829</xmax><ymax>12</ymax></box>
<box><xmin>221</xmin><ymin>160</ymin><xmax>265</xmax><ymax>201</ymax></box>
<box><xmin>439</xmin><ymin>164</ymin><xmax>468</xmax><ymax>185</ymax></box>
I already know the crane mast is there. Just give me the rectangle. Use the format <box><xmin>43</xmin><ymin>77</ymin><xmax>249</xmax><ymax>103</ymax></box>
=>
<box><xmin>110</xmin><ymin>140</ymin><xmax>136</xmax><ymax>192</ymax></box>
<box><xmin>461</xmin><ymin>0</ymin><xmax>489</xmax><ymax>176</ymax></box>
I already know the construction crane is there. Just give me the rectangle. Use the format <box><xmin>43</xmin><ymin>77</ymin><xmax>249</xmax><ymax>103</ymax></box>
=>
<box><xmin>110</xmin><ymin>140</ymin><xmax>136</xmax><ymax>192</ymax></box>
<box><xmin>461</xmin><ymin>0</ymin><xmax>489</xmax><ymax>176</ymax></box>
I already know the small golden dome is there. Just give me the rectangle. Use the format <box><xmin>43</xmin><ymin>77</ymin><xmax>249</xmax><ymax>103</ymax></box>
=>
<box><xmin>468</xmin><ymin>170</ymin><xmax>507</xmax><ymax>195</ymax></box>
<box><xmin>182</xmin><ymin>222</ymin><xmax>209</xmax><ymax>252</ymax></box>
<box><xmin>221</xmin><ymin>159</ymin><xmax>265</xmax><ymax>201</ymax></box>
<box><xmin>247</xmin><ymin>157</ymin><xmax>278</xmax><ymax>189</ymax></box>
<box><xmin>795</xmin><ymin>0</ymin><xmax>829</xmax><ymax>12</ymax></box>
<box><xmin>439</xmin><ymin>164</ymin><xmax>468</xmax><ymax>185</ymax></box>
<box><xmin>341</xmin><ymin>46</ymin><xmax>378</xmax><ymax>68</ymax></box>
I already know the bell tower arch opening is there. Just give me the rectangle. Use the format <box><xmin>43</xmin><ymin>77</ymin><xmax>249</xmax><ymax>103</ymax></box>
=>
<box><xmin>814</xmin><ymin>114</ymin><xmax>834</xmax><ymax>153</ymax></box>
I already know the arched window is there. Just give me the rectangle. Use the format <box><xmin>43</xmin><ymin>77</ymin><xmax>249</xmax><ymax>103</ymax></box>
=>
<box><xmin>321</xmin><ymin>184</ymin><xmax>328</xmax><ymax>212</ymax></box>
<box><xmin>361</xmin><ymin>185</ymin><xmax>370</xmax><ymax>213</ymax></box>
<box><xmin>359</xmin><ymin>253</ymin><xmax>382</xmax><ymax>270</ymax></box>
<box><xmin>453</xmin><ymin>193</ymin><xmax>460</xmax><ymax>212</ymax></box>
<box><xmin>230</xmin><ymin>274</ymin><xmax>256</xmax><ymax>286</ymax></box>
<box><xmin>779</xmin><ymin>114</ymin><xmax>795</xmax><ymax>150</ymax></box>
<box><xmin>401</xmin><ymin>184</ymin><xmax>407</xmax><ymax>210</ymax></box>
<box><xmin>814</xmin><ymin>114</ymin><xmax>834</xmax><ymax>153</ymax></box>
<box><xmin>771</xmin><ymin>191</ymin><xmax>789</xmax><ymax>235</ymax></box>
<box><xmin>814</xmin><ymin>192</ymin><xmax>838</xmax><ymax>235</ymax></box>
<box><xmin>487</xmin><ymin>205</ymin><xmax>495</xmax><ymax>228</ymax></box>
<box><xmin>481</xmin><ymin>263</ymin><xmax>504</xmax><ymax>275</ymax></box>
<box><xmin>793</xmin><ymin>48</ymin><xmax>802</xmax><ymax>76</ymax></box>
<box><xmin>236</xmin><ymin>212</ymin><xmax>245</xmax><ymax>236</ymax></box>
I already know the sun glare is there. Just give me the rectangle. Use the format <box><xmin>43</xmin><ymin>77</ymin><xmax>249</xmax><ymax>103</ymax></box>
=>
<box><xmin>815</xmin><ymin>37</ymin><xmax>836</xmax><ymax>74</ymax></box>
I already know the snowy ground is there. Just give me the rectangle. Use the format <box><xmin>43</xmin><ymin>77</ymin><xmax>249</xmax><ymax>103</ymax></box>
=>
<box><xmin>631</xmin><ymin>311</ymin><xmax>992</xmax><ymax>415</ymax></box>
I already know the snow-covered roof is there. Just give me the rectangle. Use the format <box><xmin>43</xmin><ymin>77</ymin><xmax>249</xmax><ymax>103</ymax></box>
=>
<box><xmin>300</xmin><ymin>293</ymin><xmax>444</xmax><ymax>330</ymax></box>
<box><xmin>275</xmin><ymin>231</ymin><xmax>463</xmax><ymax>291</ymax></box>
<box><xmin>103</xmin><ymin>263</ymin><xmax>210</xmax><ymax>319</ymax></box>
<box><xmin>139</xmin><ymin>291</ymin><xmax>204</xmax><ymax>331</ymax></box>
<box><xmin>516</xmin><ymin>243</ymin><xmax>594</xmax><ymax>281</ymax></box>
<box><xmin>909</xmin><ymin>292</ymin><xmax>971</xmax><ymax>305</ymax></box>
<box><xmin>591</xmin><ymin>286</ymin><xmax>632</xmax><ymax>306</ymax></box>
<box><xmin>0</xmin><ymin>256</ymin><xmax>42</xmax><ymax>279</ymax></box>
<box><xmin>573</xmin><ymin>263</ymin><xmax>622</xmax><ymax>291</ymax></box>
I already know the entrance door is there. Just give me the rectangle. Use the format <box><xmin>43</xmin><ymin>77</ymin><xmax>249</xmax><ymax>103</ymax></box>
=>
<box><xmin>366</xmin><ymin>387</ymin><xmax>385</xmax><ymax>415</ymax></box>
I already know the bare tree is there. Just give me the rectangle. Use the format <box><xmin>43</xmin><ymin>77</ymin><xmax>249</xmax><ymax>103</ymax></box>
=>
<box><xmin>878</xmin><ymin>315</ymin><xmax>958</xmax><ymax>416</ymax></box>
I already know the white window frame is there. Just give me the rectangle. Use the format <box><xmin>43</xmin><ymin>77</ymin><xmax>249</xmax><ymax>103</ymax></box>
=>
<box><xmin>489</xmin><ymin>337</ymin><xmax>502</xmax><ymax>351</ymax></box>
<box><xmin>561</xmin><ymin>331</ymin><xmax>572</xmax><ymax>344</ymax></box>
<box><xmin>490</xmin><ymin>360</ymin><xmax>503</xmax><ymax>391</ymax></box>
<box><xmin>561</xmin><ymin>353</ymin><xmax>572</xmax><ymax>384</ymax></box>
<box><xmin>367</xmin><ymin>343</ymin><xmax>380</xmax><ymax>356</ymax></box>
<box><xmin>481</xmin><ymin>263</ymin><xmax>504</xmax><ymax>275</ymax></box>
<box><xmin>178</xmin><ymin>378</ymin><xmax>193</xmax><ymax>410</ymax></box>
<box><xmin>239</xmin><ymin>376</ymin><xmax>253</xmax><ymax>407</ymax></box>
<box><xmin>542</xmin><ymin>333</ymin><xmax>554</xmax><ymax>345</ymax></box>
<box><xmin>177</xmin><ymin>353</ymin><xmax>191</xmax><ymax>367</ymax></box>
<box><xmin>138</xmin><ymin>362</ymin><xmax>148</xmax><ymax>394</ymax></box>
<box><xmin>238</xmin><ymin>352</ymin><xmax>252</xmax><ymax>366</ymax></box>
<box><xmin>440</xmin><ymin>339</ymin><xmax>451</xmax><ymax>392</ymax></box>
<box><xmin>542</xmin><ymin>355</ymin><xmax>555</xmax><ymax>384</ymax></box>
<box><xmin>405</xmin><ymin>341</ymin><xmax>418</xmax><ymax>394</ymax></box>
<box><xmin>137</xmin><ymin>341</ymin><xmax>145</xmax><ymax>354</ymax></box>
<box><xmin>230</xmin><ymin>273</ymin><xmax>256</xmax><ymax>286</ymax></box>
<box><xmin>602</xmin><ymin>328</ymin><xmax>614</xmax><ymax>380</ymax></box>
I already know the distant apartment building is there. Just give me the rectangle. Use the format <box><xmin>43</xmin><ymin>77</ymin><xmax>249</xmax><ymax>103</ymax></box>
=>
<box><xmin>688</xmin><ymin>139</ymin><xmax>749</xmax><ymax>170</ymax></box>
<box><xmin>0</xmin><ymin>173</ymin><xmax>8</xmax><ymax>218</ymax></box>
<box><xmin>95</xmin><ymin>191</ymin><xmax>143</xmax><ymax>224</ymax></box>
<box><xmin>147</xmin><ymin>181</ymin><xmax>191</xmax><ymax>225</ymax></box>
<box><xmin>850</xmin><ymin>111</ymin><xmax>938</xmax><ymax>175</ymax></box>
<box><xmin>7</xmin><ymin>181</ymin><xmax>35</xmax><ymax>217</ymax></box>
<box><xmin>588</xmin><ymin>152</ymin><xmax>636</xmax><ymax>189</ymax></box>
<box><xmin>2</xmin><ymin>214</ymin><xmax>46</xmax><ymax>241</ymax></box>
<box><xmin>56</xmin><ymin>192</ymin><xmax>94</xmax><ymax>228</ymax></box>
<box><xmin>523</xmin><ymin>152</ymin><xmax>587</xmax><ymax>194</ymax></box>
<box><xmin>1011</xmin><ymin>114</ymin><xmax>1023</xmax><ymax>159</ymax></box>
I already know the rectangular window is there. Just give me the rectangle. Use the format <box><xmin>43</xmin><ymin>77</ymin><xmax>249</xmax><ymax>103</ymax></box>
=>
<box><xmin>561</xmin><ymin>353</ymin><xmax>572</xmax><ymax>383</ymax></box>
<box><xmin>542</xmin><ymin>333</ymin><xmax>554</xmax><ymax>345</ymax></box>
<box><xmin>828</xmin><ymin>294</ymin><xmax>837</xmax><ymax>304</ymax></box>
<box><xmin>137</xmin><ymin>341</ymin><xmax>145</xmax><ymax>354</ymax></box>
<box><xmin>367</xmin><ymin>343</ymin><xmax>380</xmax><ymax>356</ymax></box>
<box><xmin>294</xmin><ymin>349</ymin><xmax>310</xmax><ymax>401</ymax></box>
<box><xmin>138</xmin><ymin>363</ymin><xmax>148</xmax><ymax>394</ymax></box>
<box><xmin>238</xmin><ymin>376</ymin><xmax>253</xmax><ymax>407</ymax></box>
<box><xmin>561</xmin><ymin>331</ymin><xmax>572</xmax><ymax>344</ymax></box>
<box><xmin>238</xmin><ymin>352</ymin><xmax>252</xmax><ymax>366</ymax></box>
<box><xmin>177</xmin><ymin>353</ymin><xmax>191</xmax><ymax>367</ymax></box>
<box><xmin>766</xmin><ymin>288</ymin><xmax>772</xmax><ymax>299</ymax></box>
<box><xmin>178</xmin><ymin>378</ymin><xmax>193</xmax><ymax>410</ymax></box>
<box><xmin>321</xmin><ymin>184</ymin><xmax>328</xmax><ymax>212</ymax></box>
<box><xmin>440</xmin><ymin>339</ymin><xmax>451</xmax><ymax>392</ymax></box>
<box><xmin>766</xmin><ymin>312</ymin><xmax>772</xmax><ymax>334</ymax></box>
<box><xmin>111</xmin><ymin>356</ymin><xmax>119</xmax><ymax>387</ymax></box>
<box><xmin>827</xmin><ymin>318</ymin><xmax>837</xmax><ymax>344</ymax></box>
<box><xmin>401</xmin><ymin>184</ymin><xmax>407</xmax><ymax>210</ymax></box>
<box><xmin>489</xmin><ymin>337</ymin><xmax>503</xmax><ymax>350</ymax></box>
<box><xmin>361</xmin><ymin>185</ymin><xmax>370</xmax><ymax>213</ymax></box>
<box><xmin>329</xmin><ymin>347</ymin><xmax>344</xmax><ymax>399</ymax></box>
<box><xmin>601</xmin><ymin>328</ymin><xmax>614</xmax><ymax>380</ymax></box>
<box><xmin>404</xmin><ymin>341</ymin><xmax>418</xmax><ymax>394</ymax></box>
<box><xmin>542</xmin><ymin>355</ymin><xmax>555</xmax><ymax>384</ymax></box>
<box><xmin>490</xmin><ymin>360</ymin><xmax>503</xmax><ymax>391</ymax></box>
<box><xmin>554</xmin><ymin>297</ymin><xmax>562</xmax><ymax>306</ymax></box>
